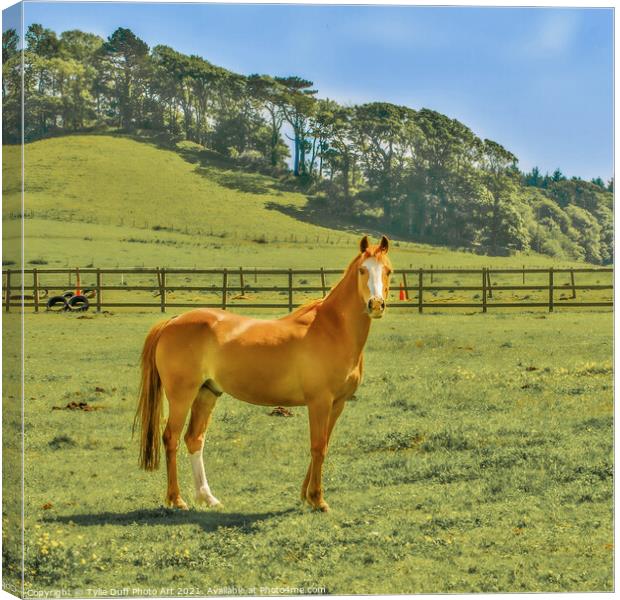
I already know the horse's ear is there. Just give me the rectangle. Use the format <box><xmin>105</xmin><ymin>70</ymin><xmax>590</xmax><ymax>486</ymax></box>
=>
<box><xmin>379</xmin><ymin>235</ymin><xmax>390</xmax><ymax>253</ymax></box>
<box><xmin>359</xmin><ymin>235</ymin><xmax>369</xmax><ymax>254</ymax></box>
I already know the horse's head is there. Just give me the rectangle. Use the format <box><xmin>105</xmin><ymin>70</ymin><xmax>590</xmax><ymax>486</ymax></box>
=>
<box><xmin>356</xmin><ymin>235</ymin><xmax>392</xmax><ymax>319</ymax></box>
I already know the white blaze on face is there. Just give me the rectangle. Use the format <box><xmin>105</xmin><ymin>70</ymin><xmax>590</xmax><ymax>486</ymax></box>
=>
<box><xmin>362</xmin><ymin>257</ymin><xmax>384</xmax><ymax>299</ymax></box>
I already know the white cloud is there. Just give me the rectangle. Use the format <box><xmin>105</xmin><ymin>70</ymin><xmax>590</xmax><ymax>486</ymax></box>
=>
<box><xmin>523</xmin><ymin>11</ymin><xmax>580</xmax><ymax>57</ymax></box>
<box><xmin>339</xmin><ymin>12</ymin><xmax>447</xmax><ymax>51</ymax></box>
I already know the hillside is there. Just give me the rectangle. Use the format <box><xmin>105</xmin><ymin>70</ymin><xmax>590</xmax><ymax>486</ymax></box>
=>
<box><xmin>3</xmin><ymin>24</ymin><xmax>613</xmax><ymax>265</ymax></box>
<box><xmin>2</xmin><ymin>135</ymin><xmax>594</xmax><ymax>271</ymax></box>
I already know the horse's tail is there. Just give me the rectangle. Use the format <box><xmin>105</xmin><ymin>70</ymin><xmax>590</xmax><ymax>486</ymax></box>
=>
<box><xmin>134</xmin><ymin>319</ymin><xmax>169</xmax><ymax>471</ymax></box>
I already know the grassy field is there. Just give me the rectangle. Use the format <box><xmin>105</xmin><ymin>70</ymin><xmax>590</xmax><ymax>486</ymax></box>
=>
<box><xmin>2</xmin><ymin>309</ymin><xmax>612</xmax><ymax>594</ymax></box>
<box><xmin>1</xmin><ymin>134</ymin><xmax>614</xmax><ymax>595</ymax></box>
<box><xmin>2</xmin><ymin>134</ymin><xmax>594</xmax><ymax>270</ymax></box>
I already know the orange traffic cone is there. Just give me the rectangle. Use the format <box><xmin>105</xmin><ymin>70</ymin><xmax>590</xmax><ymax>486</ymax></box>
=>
<box><xmin>399</xmin><ymin>282</ymin><xmax>406</xmax><ymax>301</ymax></box>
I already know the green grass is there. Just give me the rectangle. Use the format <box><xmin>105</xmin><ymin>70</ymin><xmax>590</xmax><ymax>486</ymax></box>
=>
<box><xmin>3</xmin><ymin>310</ymin><xmax>613</xmax><ymax>594</ymax></box>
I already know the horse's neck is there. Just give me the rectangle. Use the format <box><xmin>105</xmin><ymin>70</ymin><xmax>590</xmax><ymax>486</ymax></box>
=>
<box><xmin>318</xmin><ymin>264</ymin><xmax>371</xmax><ymax>354</ymax></box>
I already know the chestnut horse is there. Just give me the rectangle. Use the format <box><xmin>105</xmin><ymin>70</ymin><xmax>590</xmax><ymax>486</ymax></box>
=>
<box><xmin>135</xmin><ymin>235</ymin><xmax>392</xmax><ymax>512</ymax></box>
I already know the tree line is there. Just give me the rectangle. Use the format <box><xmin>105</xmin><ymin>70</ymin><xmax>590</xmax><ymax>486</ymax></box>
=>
<box><xmin>2</xmin><ymin>25</ymin><xmax>613</xmax><ymax>263</ymax></box>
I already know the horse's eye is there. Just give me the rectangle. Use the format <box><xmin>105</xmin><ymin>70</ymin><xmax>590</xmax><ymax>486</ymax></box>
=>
<box><xmin>386</xmin><ymin>269</ymin><xmax>392</xmax><ymax>276</ymax></box>
<box><xmin>359</xmin><ymin>268</ymin><xmax>367</xmax><ymax>275</ymax></box>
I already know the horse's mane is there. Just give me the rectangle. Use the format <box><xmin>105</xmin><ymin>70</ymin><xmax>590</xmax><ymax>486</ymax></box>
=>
<box><xmin>285</xmin><ymin>297</ymin><xmax>324</xmax><ymax>320</ymax></box>
<box><xmin>284</xmin><ymin>253</ymin><xmax>358</xmax><ymax>318</ymax></box>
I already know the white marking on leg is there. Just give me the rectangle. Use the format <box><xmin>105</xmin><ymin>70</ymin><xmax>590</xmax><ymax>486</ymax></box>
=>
<box><xmin>190</xmin><ymin>450</ymin><xmax>220</xmax><ymax>507</ymax></box>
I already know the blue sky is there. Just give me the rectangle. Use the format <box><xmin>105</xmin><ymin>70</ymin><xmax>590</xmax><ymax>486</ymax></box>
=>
<box><xmin>8</xmin><ymin>2</ymin><xmax>615</xmax><ymax>181</ymax></box>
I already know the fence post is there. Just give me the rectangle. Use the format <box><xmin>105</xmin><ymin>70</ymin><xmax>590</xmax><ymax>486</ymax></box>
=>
<box><xmin>33</xmin><ymin>268</ymin><xmax>39</xmax><ymax>313</ymax></box>
<box><xmin>288</xmin><ymin>268</ymin><xmax>293</xmax><ymax>312</ymax></box>
<box><xmin>418</xmin><ymin>269</ymin><xmax>423</xmax><ymax>314</ymax></box>
<box><xmin>548</xmin><ymin>267</ymin><xmax>554</xmax><ymax>312</ymax></box>
<box><xmin>486</xmin><ymin>268</ymin><xmax>493</xmax><ymax>298</ymax></box>
<box><xmin>96</xmin><ymin>269</ymin><xmax>102</xmax><ymax>312</ymax></box>
<box><xmin>522</xmin><ymin>265</ymin><xmax>525</xmax><ymax>285</ymax></box>
<box><xmin>222</xmin><ymin>269</ymin><xmax>228</xmax><ymax>309</ymax></box>
<box><xmin>570</xmin><ymin>269</ymin><xmax>576</xmax><ymax>299</ymax></box>
<box><xmin>160</xmin><ymin>268</ymin><xmax>166</xmax><ymax>313</ymax></box>
<box><xmin>482</xmin><ymin>267</ymin><xmax>487</xmax><ymax>313</ymax></box>
<box><xmin>5</xmin><ymin>269</ymin><xmax>10</xmax><ymax>312</ymax></box>
<box><xmin>402</xmin><ymin>271</ymin><xmax>409</xmax><ymax>301</ymax></box>
<box><xmin>239</xmin><ymin>267</ymin><xmax>245</xmax><ymax>296</ymax></box>
<box><xmin>320</xmin><ymin>267</ymin><xmax>327</xmax><ymax>297</ymax></box>
<box><xmin>430</xmin><ymin>265</ymin><xmax>433</xmax><ymax>284</ymax></box>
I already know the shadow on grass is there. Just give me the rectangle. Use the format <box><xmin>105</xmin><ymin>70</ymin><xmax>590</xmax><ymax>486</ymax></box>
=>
<box><xmin>55</xmin><ymin>129</ymin><xmax>396</xmax><ymax>241</ymax></box>
<box><xmin>265</xmin><ymin>199</ymin><xmax>379</xmax><ymax>237</ymax></box>
<box><xmin>193</xmin><ymin>166</ymin><xmax>273</xmax><ymax>195</ymax></box>
<box><xmin>44</xmin><ymin>506</ymin><xmax>297</xmax><ymax>533</ymax></box>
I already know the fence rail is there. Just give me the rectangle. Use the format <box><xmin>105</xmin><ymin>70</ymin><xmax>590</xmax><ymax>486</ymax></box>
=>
<box><xmin>2</xmin><ymin>266</ymin><xmax>613</xmax><ymax>313</ymax></box>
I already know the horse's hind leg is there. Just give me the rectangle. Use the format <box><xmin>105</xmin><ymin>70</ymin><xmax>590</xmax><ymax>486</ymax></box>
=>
<box><xmin>184</xmin><ymin>387</ymin><xmax>220</xmax><ymax>507</ymax></box>
<box><xmin>162</xmin><ymin>381</ymin><xmax>197</xmax><ymax>510</ymax></box>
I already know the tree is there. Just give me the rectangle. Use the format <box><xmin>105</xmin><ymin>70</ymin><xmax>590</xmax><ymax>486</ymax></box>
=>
<box><xmin>247</xmin><ymin>75</ymin><xmax>288</xmax><ymax>168</ymax></box>
<box><xmin>56</xmin><ymin>31</ymin><xmax>102</xmax><ymax>129</ymax></box>
<box><xmin>409</xmin><ymin>108</ymin><xmax>480</xmax><ymax>241</ymax></box>
<box><xmin>274</xmin><ymin>76</ymin><xmax>317</xmax><ymax>176</ymax></box>
<box><xmin>565</xmin><ymin>204</ymin><xmax>602</xmax><ymax>264</ymax></box>
<box><xmin>2</xmin><ymin>29</ymin><xmax>21</xmax><ymax>142</ymax></box>
<box><xmin>479</xmin><ymin>139</ymin><xmax>527</xmax><ymax>254</ymax></box>
<box><xmin>552</xmin><ymin>167</ymin><xmax>565</xmax><ymax>183</ymax></box>
<box><xmin>97</xmin><ymin>28</ymin><xmax>149</xmax><ymax>129</ymax></box>
<box><xmin>189</xmin><ymin>56</ymin><xmax>226</xmax><ymax>146</ymax></box>
<box><xmin>524</xmin><ymin>166</ymin><xmax>542</xmax><ymax>187</ymax></box>
<box><xmin>313</xmin><ymin>103</ymin><xmax>358</xmax><ymax>204</ymax></box>
<box><xmin>60</xmin><ymin>30</ymin><xmax>103</xmax><ymax>62</ymax></box>
<box><xmin>2</xmin><ymin>28</ymin><xmax>19</xmax><ymax>63</ymax></box>
<box><xmin>25</xmin><ymin>24</ymin><xmax>59</xmax><ymax>57</ymax></box>
<box><xmin>23</xmin><ymin>24</ymin><xmax>69</xmax><ymax>138</ymax></box>
<box><xmin>351</xmin><ymin>102</ymin><xmax>418</xmax><ymax>225</ymax></box>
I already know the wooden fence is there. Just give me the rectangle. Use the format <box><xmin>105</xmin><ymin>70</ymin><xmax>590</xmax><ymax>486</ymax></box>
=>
<box><xmin>2</xmin><ymin>266</ymin><xmax>613</xmax><ymax>313</ymax></box>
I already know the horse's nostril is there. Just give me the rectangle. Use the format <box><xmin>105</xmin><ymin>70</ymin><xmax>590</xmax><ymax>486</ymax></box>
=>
<box><xmin>368</xmin><ymin>298</ymin><xmax>385</xmax><ymax>312</ymax></box>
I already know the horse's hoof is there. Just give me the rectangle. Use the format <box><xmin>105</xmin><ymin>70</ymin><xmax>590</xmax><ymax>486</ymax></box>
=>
<box><xmin>306</xmin><ymin>491</ymin><xmax>329</xmax><ymax>512</ymax></box>
<box><xmin>195</xmin><ymin>488</ymin><xmax>221</xmax><ymax>508</ymax></box>
<box><xmin>167</xmin><ymin>498</ymin><xmax>189</xmax><ymax>510</ymax></box>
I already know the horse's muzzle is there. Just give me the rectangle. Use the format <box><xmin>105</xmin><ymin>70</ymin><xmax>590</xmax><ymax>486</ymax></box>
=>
<box><xmin>367</xmin><ymin>297</ymin><xmax>386</xmax><ymax>318</ymax></box>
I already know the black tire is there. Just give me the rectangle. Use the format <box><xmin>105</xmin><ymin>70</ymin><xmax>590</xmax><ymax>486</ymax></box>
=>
<box><xmin>47</xmin><ymin>296</ymin><xmax>68</xmax><ymax>312</ymax></box>
<box><xmin>67</xmin><ymin>295</ymin><xmax>89</xmax><ymax>312</ymax></box>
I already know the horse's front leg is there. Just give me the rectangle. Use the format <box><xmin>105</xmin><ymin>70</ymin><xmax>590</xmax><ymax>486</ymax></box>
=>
<box><xmin>304</xmin><ymin>396</ymin><xmax>342</xmax><ymax>512</ymax></box>
<box><xmin>301</xmin><ymin>396</ymin><xmax>346</xmax><ymax>505</ymax></box>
